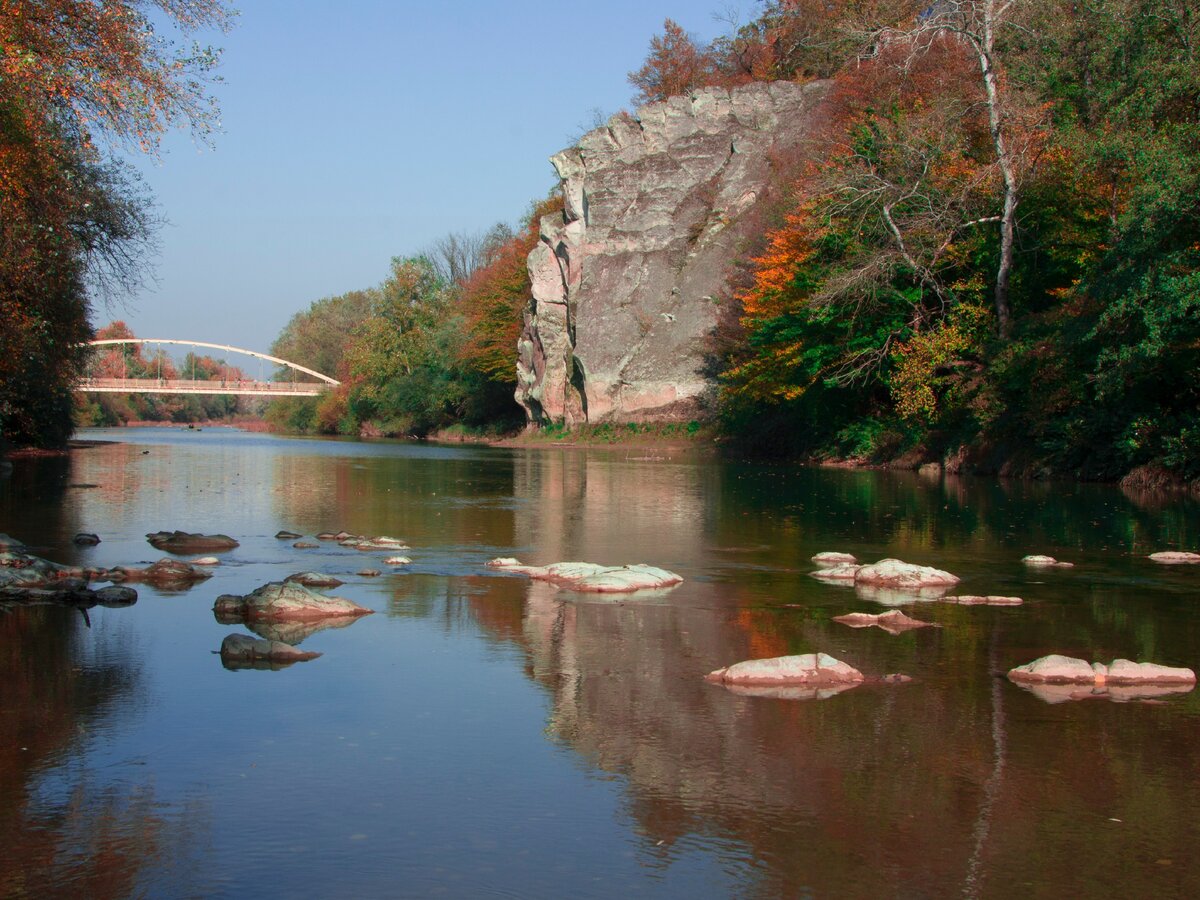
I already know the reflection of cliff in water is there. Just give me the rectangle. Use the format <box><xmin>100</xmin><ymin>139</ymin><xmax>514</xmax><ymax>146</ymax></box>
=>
<box><xmin>467</xmin><ymin>451</ymin><xmax>1200</xmax><ymax>897</ymax></box>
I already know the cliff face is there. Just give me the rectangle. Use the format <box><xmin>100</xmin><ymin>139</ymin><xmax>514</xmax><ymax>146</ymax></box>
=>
<box><xmin>515</xmin><ymin>80</ymin><xmax>829</xmax><ymax>426</ymax></box>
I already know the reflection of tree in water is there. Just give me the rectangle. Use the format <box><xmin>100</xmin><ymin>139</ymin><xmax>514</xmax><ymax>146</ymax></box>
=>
<box><xmin>0</xmin><ymin>607</ymin><xmax>211</xmax><ymax>897</ymax></box>
<box><xmin>466</xmin><ymin>574</ymin><xmax>1200</xmax><ymax>897</ymax></box>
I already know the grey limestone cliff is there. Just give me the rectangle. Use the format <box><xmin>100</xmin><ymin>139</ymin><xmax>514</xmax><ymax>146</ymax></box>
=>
<box><xmin>515</xmin><ymin>80</ymin><xmax>829</xmax><ymax>425</ymax></box>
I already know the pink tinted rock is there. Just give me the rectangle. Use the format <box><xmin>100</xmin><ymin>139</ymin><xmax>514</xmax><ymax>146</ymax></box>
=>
<box><xmin>1022</xmin><ymin>555</ymin><xmax>1074</xmax><ymax>568</ymax></box>
<box><xmin>853</xmin><ymin>559</ymin><xmax>959</xmax><ymax>589</ymax></box>
<box><xmin>1007</xmin><ymin>655</ymin><xmax>1099</xmax><ymax>684</ymax></box>
<box><xmin>486</xmin><ymin>558</ymin><xmax>682</xmax><ymax>593</ymax></box>
<box><xmin>832</xmin><ymin>610</ymin><xmax>933</xmax><ymax>634</ymax></box>
<box><xmin>189</xmin><ymin>556</ymin><xmax>220</xmax><ymax>566</ymax></box>
<box><xmin>1106</xmin><ymin>658</ymin><xmax>1196</xmax><ymax>685</ymax></box>
<box><xmin>811</xmin><ymin>564</ymin><xmax>861</xmax><ymax>581</ymax></box>
<box><xmin>945</xmin><ymin>595</ymin><xmax>1024</xmax><ymax>606</ymax></box>
<box><xmin>1148</xmin><ymin>551</ymin><xmax>1200</xmax><ymax>564</ymax></box>
<box><xmin>1008</xmin><ymin>655</ymin><xmax>1196</xmax><ymax>686</ymax></box>
<box><xmin>812</xmin><ymin>552</ymin><xmax>858</xmax><ymax>567</ymax></box>
<box><xmin>705</xmin><ymin>652</ymin><xmax>864</xmax><ymax>687</ymax></box>
<box><xmin>721</xmin><ymin>682</ymin><xmax>861</xmax><ymax>700</ymax></box>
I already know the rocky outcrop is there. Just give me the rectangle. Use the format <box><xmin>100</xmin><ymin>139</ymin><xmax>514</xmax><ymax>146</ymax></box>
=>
<box><xmin>516</xmin><ymin>80</ymin><xmax>829</xmax><ymax>425</ymax></box>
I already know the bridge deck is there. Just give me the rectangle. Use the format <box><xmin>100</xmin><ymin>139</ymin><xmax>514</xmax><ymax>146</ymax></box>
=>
<box><xmin>77</xmin><ymin>378</ymin><xmax>328</xmax><ymax>397</ymax></box>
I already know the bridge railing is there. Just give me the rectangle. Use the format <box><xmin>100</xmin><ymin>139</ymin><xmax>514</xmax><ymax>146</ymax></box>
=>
<box><xmin>77</xmin><ymin>377</ymin><xmax>328</xmax><ymax>397</ymax></box>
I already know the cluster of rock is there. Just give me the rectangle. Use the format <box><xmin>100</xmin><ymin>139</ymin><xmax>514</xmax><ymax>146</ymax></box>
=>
<box><xmin>487</xmin><ymin>558</ymin><xmax>683</xmax><ymax>593</ymax></box>
<box><xmin>1007</xmin><ymin>655</ymin><xmax>1197</xmax><ymax>703</ymax></box>
<box><xmin>215</xmin><ymin>581</ymin><xmax>374</xmax><ymax>671</ymax></box>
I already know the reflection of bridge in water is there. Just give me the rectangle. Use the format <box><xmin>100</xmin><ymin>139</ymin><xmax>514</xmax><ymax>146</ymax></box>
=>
<box><xmin>77</xmin><ymin>338</ymin><xmax>339</xmax><ymax>397</ymax></box>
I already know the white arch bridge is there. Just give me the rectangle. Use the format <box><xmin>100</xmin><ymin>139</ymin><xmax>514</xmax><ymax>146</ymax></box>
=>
<box><xmin>77</xmin><ymin>339</ymin><xmax>340</xmax><ymax>397</ymax></box>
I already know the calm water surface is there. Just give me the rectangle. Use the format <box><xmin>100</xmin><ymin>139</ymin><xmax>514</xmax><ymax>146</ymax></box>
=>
<box><xmin>2</xmin><ymin>427</ymin><xmax>1199</xmax><ymax>898</ymax></box>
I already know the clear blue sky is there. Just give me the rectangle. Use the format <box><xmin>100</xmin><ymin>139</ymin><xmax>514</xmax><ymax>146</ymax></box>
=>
<box><xmin>111</xmin><ymin>1</ymin><xmax>728</xmax><ymax>356</ymax></box>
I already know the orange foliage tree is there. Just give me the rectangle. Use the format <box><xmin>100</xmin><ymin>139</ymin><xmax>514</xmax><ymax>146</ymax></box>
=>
<box><xmin>0</xmin><ymin>1</ymin><xmax>233</xmax><ymax>447</ymax></box>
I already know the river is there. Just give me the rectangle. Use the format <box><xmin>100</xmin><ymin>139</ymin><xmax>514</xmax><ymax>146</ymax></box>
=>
<box><xmin>2</xmin><ymin>427</ymin><xmax>1199</xmax><ymax>898</ymax></box>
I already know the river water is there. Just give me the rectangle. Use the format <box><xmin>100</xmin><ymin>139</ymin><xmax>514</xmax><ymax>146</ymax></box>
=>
<box><xmin>2</xmin><ymin>427</ymin><xmax>1199</xmax><ymax>898</ymax></box>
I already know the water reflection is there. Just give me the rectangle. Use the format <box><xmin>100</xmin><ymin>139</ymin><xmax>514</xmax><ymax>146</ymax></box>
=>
<box><xmin>1</xmin><ymin>431</ymin><xmax>1198</xmax><ymax>896</ymax></box>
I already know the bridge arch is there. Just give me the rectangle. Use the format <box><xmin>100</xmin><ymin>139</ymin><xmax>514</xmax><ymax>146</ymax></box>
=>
<box><xmin>88</xmin><ymin>338</ymin><xmax>340</xmax><ymax>386</ymax></box>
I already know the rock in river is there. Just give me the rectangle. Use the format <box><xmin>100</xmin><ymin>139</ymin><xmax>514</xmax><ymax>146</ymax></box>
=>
<box><xmin>832</xmin><ymin>610</ymin><xmax>934</xmax><ymax>634</ymax></box>
<box><xmin>219</xmin><ymin>633</ymin><xmax>322</xmax><ymax>671</ymax></box>
<box><xmin>284</xmin><ymin>571</ymin><xmax>344</xmax><ymax>588</ymax></box>
<box><xmin>213</xmin><ymin>581</ymin><xmax>373</xmax><ymax>622</ymax></box>
<box><xmin>1021</xmin><ymin>555</ymin><xmax>1073</xmax><ymax>568</ymax></box>
<box><xmin>706</xmin><ymin>652</ymin><xmax>865</xmax><ymax>687</ymax></box>
<box><xmin>853</xmin><ymin>559</ymin><xmax>960</xmax><ymax>589</ymax></box>
<box><xmin>1008</xmin><ymin>655</ymin><xmax>1196</xmax><ymax>686</ymax></box>
<box><xmin>487</xmin><ymin>558</ymin><xmax>682</xmax><ymax>593</ymax></box>
<box><xmin>1148</xmin><ymin>551</ymin><xmax>1200</xmax><ymax>564</ymax></box>
<box><xmin>147</xmin><ymin>530</ymin><xmax>239</xmax><ymax>553</ymax></box>
<box><xmin>812</xmin><ymin>552</ymin><xmax>857</xmax><ymax>567</ymax></box>
<box><xmin>73</xmin><ymin>532</ymin><xmax>101</xmax><ymax>545</ymax></box>
<box><xmin>108</xmin><ymin>558</ymin><xmax>213</xmax><ymax>586</ymax></box>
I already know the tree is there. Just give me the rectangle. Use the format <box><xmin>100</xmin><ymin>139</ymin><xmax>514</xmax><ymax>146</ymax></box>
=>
<box><xmin>0</xmin><ymin>1</ymin><xmax>233</xmax><ymax>448</ymax></box>
<box><xmin>628</xmin><ymin>19</ymin><xmax>713</xmax><ymax>105</ymax></box>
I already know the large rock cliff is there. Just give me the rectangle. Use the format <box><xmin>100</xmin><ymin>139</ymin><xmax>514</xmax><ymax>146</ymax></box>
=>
<box><xmin>515</xmin><ymin>80</ymin><xmax>829</xmax><ymax>426</ymax></box>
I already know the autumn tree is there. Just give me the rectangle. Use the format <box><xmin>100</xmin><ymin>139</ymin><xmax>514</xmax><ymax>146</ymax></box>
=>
<box><xmin>0</xmin><ymin>1</ymin><xmax>233</xmax><ymax>448</ymax></box>
<box><xmin>629</xmin><ymin>19</ymin><xmax>714</xmax><ymax>104</ymax></box>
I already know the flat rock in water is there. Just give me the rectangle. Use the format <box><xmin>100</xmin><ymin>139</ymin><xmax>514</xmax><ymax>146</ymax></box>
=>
<box><xmin>275</xmin><ymin>530</ymin><xmax>303</xmax><ymax>540</ymax></box>
<box><xmin>812</xmin><ymin>552</ymin><xmax>857</xmax><ymax>567</ymax></box>
<box><xmin>357</xmin><ymin>569</ymin><xmax>382</xmax><ymax>577</ymax></box>
<box><xmin>147</xmin><ymin>530</ymin><xmax>239</xmax><ymax>552</ymax></box>
<box><xmin>832</xmin><ymin>610</ymin><xmax>933</xmax><ymax>634</ymax></box>
<box><xmin>220</xmin><ymin>633</ymin><xmax>321</xmax><ymax>663</ymax></box>
<box><xmin>189</xmin><ymin>556</ymin><xmax>220</xmax><ymax>566</ymax></box>
<box><xmin>293</xmin><ymin>541</ymin><xmax>319</xmax><ymax>549</ymax></box>
<box><xmin>706</xmin><ymin>652</ymin><xmax>864</xmax><ymax>687</ymax></box>
<box><xmin>316</xmin><ymin>532</ymin><xmax>340</xmax><ymax>541</ymax></box>
<box><xmin>1148</xmin><ymin>551</ymin><xmax>1200</xmax><ymax>564</ymax></box>
<box><xmin>1008</xmin><ymin>654</ymin><xmax>1196</xmax><ymax>686</ymax></box>
<box><xmin>341</xmin><ymin>536</ymin><xmax>409</xmax><ymax>551</ymax></box>
<box><xmin>487</xmin><ymin>558</ymin><xmax>683</xmax><ymax>593</ymax></box>
<box><xmin>810</xmin><ymin>564</ymin><xmax>861</xmax><ymax>581</ymax></box>
<box><xmin>284</xmin><ymin>571</ymin><xmax>344</xmax><ymax>588</ymax></box>
<box><xmin>213</xmin><ymin>581</ymin><xmax>373</xmax><ymax>622</ymax></box>
<box><xmin>109</xmin><ymin>558</ymin><xmax>213</xmax><ymax>585</ymax></box>
<box><xmin>1022</xmin><ymin>555</ymin><xmax>1074</xmax><ymax>567</ymax></box>
<box><xmin>944</xmin><ymin>595</ymin><xmax>1024</xmax><ymax>606</ymax></box>
<box><xmin>384</xmin><ymin>556</ymin><xmax>412</xmax><ymax>565</ymax></box>
<box><xmin>853</xmin><ymin>559</ymin><xmax>960</xmax><ymax>589</ymax></box>
<box><xmin>73</xmin><ymin>533</ymin><xmax>101</xmax><ymax>545</ymax></box>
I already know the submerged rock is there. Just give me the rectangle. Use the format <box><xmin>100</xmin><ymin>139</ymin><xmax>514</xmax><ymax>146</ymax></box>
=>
<box><xmin>316</xmin><ymin>532</ymin><xmax>340</xmax><ymax>541</ymax></box>
<box><xmin>357</xmin><ymin>569</ymin><xmax>382</xmax><ymax>577</ymax></box>
<box><xmin>293</xmin><ymin>541</ymin><xmax>320</xmax><ymax>549</ymax></box>
<box><xmin>832</xmin><ymin>610</ymin><xmax>934</xmax><ymax>634</ymax></box>
<box><xmin>705</xmin><ymin>652</ymin><xmax>864</xmax><ymax>687</ymax></box>
<box><xmin>147</xmin><ymin>530</ymin><xmax>239</xmax><ymax>553</ymax></box>
<box><xmin>943</xmin><ymin>595</ymin><xmax>1024</xmax><ymax>606</ymax></box>
<box><xmin>812</xmin><ymin>552</ymin><xmax>858</xmax><ymax>567</ymax></box>
<box><xmin>487</xmin><ymin>558</ymin><xmax>683</xmax><ymax>593</ymax></box>
<box><xmin>340</xmin><ymin>535</ymin><xmax>409</xmax><ymax>551</ymax></box>
<box><xmin>219</xmin><ymin>633</ymin><xmax>322</xmax><ymax>671</ymax></box>
<box><xmin>1021</xmin><ymin>555</ymin><xmax>1074</xmax><ymax>568</ymax></box>
<box><xmin>108</xmin><ymin>558</ymin><xmax>213</xmax><ymax>586</ymax></box>
<box><xmin>1148</xmin><ymin>551</ymin><xmax>1200</xmax><ymax>564</ymax></box>
<box><xmin>284</xmin><ymin>571</ymin><xmax>344</xmax><ymax>588</ymax></box>
<box><xmin>275</xmin><ymin>530</ymin><xmax>303</xmax><ymax>540</ymax></box>
<box><xmin>213</xmin><ymin>581</ymin><xmax>373</xmax><ymax>622</ymax></box>
<box><xmin>73</xmin><ymin>533</ymin><xmax>101</xmax><ymax>546</ymax></box>
<box><xmin>810</xmin><ymin>564</ymin><xmax>861</xmax><ymax>581</ymax></box>
<box><xmin>1008</xmin><ymin>655</ymin><xmax>1196</xmax><ymax>686</ymax></box>
<box><xmin>244</xmin><ymin>616</ymin><xmax>359</xmax><ymax>645</ymax></box>
<box><xmin>189</xmin><ymin>556</ymin><xmax>221</xmax><ymax>566</ymax></box>
<box><xmin>384</xmin><ymin>556</ymin><xmax>412</xmax><ymax>566</ymax></box>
